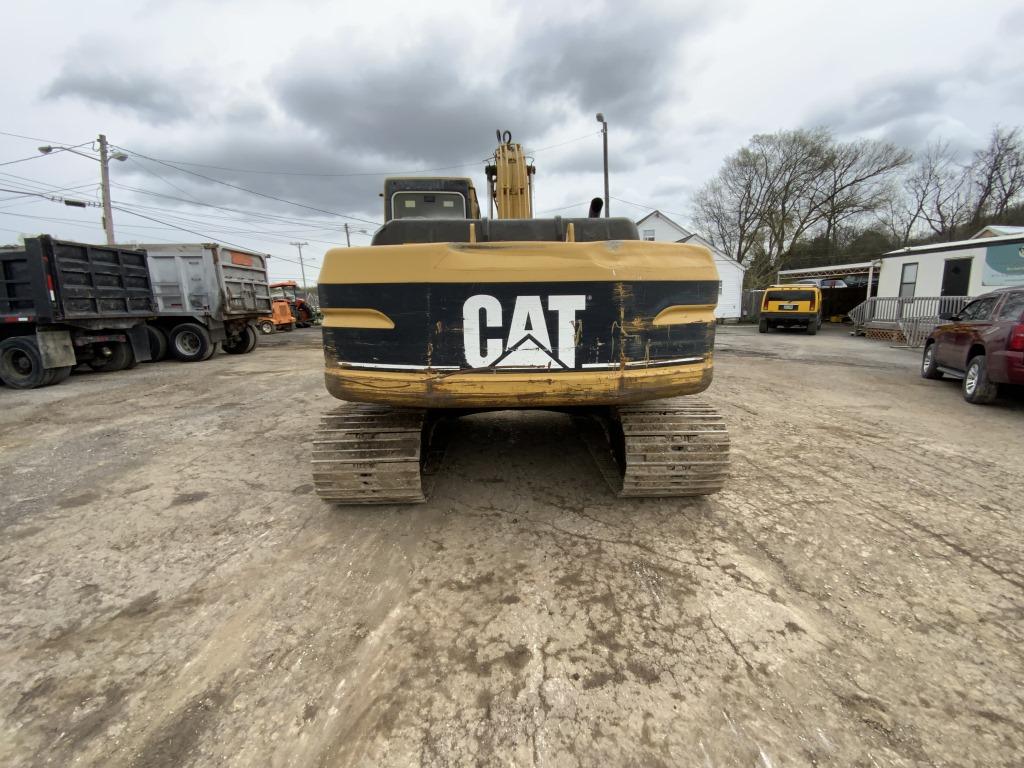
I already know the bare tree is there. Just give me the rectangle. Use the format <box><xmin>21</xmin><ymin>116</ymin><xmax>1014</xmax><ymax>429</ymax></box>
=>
<box><xmin>910</xmin><ymin>141</ymin><xmax>975</xmax><ymax>240</ymax></box>
<box><xmin>692</xmin><ymin>128</ymin><xmax>907</xmax><ymax>279</ymax></box>
<box><xmin>816</xmin><ymin>139</ymin><xmax>912</xmax><ymax>256</ymax></box>
<box><xmin>969</xmin><ymin>126</ymin><xmax>1024</xmax><ymax>223</ymax></box>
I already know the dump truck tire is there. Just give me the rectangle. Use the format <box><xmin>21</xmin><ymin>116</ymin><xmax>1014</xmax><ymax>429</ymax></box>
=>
<box><xmin>170</xmin><ymin>323</ymin><xmax>214</xmax><ymax>362</ymax></box>
<box><xmin>146</xmin><ymin>325</ymin><xmax>168</xmax><ymax>362</ymax></box>
<box><xmin>44</xmin><ymin>366</ymin><xmax>73</xmax><ymax>386</ymax></box>
<box><xmin>87</xmin><ymin>341</ymin><xmax>132</xmax><ymax>372</ymax></box>
<box><xmin>0</xmin><ymin>337</ymin><xmax>48</xmax><ymax>389</ymax></box>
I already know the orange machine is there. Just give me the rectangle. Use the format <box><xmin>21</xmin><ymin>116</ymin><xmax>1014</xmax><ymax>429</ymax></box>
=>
<box><xmin>271</xmin><ymin>281</ymin><xmax>315</xmax><ymax>328</ymax></box>
<box><xmin>257</xmin><ymin>300</ymin><xmax>296</xmax><ymax>334</ymax></box>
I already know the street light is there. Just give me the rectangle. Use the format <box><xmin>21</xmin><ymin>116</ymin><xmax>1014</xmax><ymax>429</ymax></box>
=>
<box><xmin>596</xmin><ymin>113</ymin><xmax>609</xmax><ymax>218</ymax></box>
<box><xmin>38</xmin><ymin>135</ymin><xmax>126</xmax><ymax>245</ymax></box>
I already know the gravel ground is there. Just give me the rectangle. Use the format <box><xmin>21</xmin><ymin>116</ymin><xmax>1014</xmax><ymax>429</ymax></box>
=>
<box><xmin>1</xmin><ymin>325</ymin><xmax>1022</xmax><ymax>767</ymax></box>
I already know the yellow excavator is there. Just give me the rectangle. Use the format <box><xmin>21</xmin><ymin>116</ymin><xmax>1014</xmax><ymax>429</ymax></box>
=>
<box><xmin>313</xmin><ymin>132</ymin><xmax>729</xmax><ymax>503</ymax></box>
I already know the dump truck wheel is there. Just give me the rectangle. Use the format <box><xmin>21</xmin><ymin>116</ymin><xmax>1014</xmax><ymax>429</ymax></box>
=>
<box><xmin>243</xmin><ymin>325</ymin><xmax>259</xmax><ymax>353</ymax></box>
<box><xmin>0</xmin><ymin>337</ymin><xmax>48</xmax><ymax>389</ymax></box>
<box><xmin>45</xmin><ymin>366</ymin><xmax>73</xmax><ymax>386</ymax></box>
<box><xmin>146</xmin><ymin>325</ymin><xmax>168</xmax><ymax>362</ymax></box>
<box><xmin>170</xmin><ymin>323</ymin><xmax>213</xmax><ymax>362</ymax></box>
<box><xmin>258</xmin><ymin>320</ymin><xmax>274</xmax><ymax>335</ymax></box>
<box><xmin>223</xmin><ymin>325</ymin><xmax>257</xmax><ymax>355</ymax></box>
<box><xmin>87</xmin><ymin>341</ymin><xmax>131</xmax><ymax>372</ymax></box>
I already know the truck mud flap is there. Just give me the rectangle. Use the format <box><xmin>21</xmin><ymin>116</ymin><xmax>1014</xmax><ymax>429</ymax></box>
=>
<box><xmin>127</xmin><ymin>324</ymin><xmax>153</xmax><ymax>363</ymax></box>
<box><xmin>36</xmin><ymin>329</ymin><xmax>76</xmax><ymax>368</ymax></box>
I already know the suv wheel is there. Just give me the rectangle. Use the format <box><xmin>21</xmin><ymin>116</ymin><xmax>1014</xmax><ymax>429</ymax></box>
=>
<box><xmin>921</xmin><ymin>343</ymin><xmax>943</xmax><ymax>380</ymax></box>
<box><xmin>963</xmin><ymin>355</ymin><xmax>998</xmax><ymax>404</ymax></box>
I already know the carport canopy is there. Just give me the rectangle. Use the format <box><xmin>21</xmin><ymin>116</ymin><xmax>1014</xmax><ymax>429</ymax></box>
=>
<box><xmin>777</xmin><ymin>261</ymin><xmax>875</xmax><ymax>281</ymax></box>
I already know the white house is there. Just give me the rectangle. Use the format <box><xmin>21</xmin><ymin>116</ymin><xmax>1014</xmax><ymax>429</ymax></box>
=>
<box><xmin>878</xmin><ymin>230</ymin><xmax>1024</xmax><ymax>299</ymax></box>
<box><xmin>634</xmin><ymin>210</ymin><xmax>746</xmax><ymax>320</ymax></box>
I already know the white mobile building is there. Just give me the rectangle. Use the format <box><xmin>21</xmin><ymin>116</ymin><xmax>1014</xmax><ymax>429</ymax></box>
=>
<box><xmin>878</xmin><ymin>229</ymin><xmax>1024</xmax><ymax>299</ymax></box>
<box><xmin>634</xmin><ymin>210</ymin><xmax>746</xmax><ymax>320</ymax></box>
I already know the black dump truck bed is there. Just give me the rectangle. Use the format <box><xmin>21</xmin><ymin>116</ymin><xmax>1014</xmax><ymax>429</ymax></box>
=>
<box><xmin>1</xmin><ymin>236</ymin><xmax>155</xmax><ymax>325</ymax></box>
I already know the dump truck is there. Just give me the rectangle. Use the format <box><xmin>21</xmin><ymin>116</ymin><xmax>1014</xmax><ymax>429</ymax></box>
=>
<box><xmin>312</xmin><ymin>133</ymin><xmax>730</xmax><ymax>503</ymax></box>
<box><xmin>136</xmin><ymin>243</ymin><xmax>272</xmax><ymax>361</ymax></box>
<box><xmin>0</xmin><ymin>236</ymin><xmax>156</xmax><ymax>388</ymax></box>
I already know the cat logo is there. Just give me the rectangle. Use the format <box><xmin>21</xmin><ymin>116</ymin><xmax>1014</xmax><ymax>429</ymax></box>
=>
<box><xmin>463</xmin><ymin>294</ymin><xmax>586</xmax><ymax>369</ymax></box>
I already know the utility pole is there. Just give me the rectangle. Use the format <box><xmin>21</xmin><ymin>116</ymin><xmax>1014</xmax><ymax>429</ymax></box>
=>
<box><xmin>290</xmin><ymin>241</ymin><xmax>309</xmax><ymax>295</ymax></box>
<box><xmin>38</xmin><ymin>136</ymin><xmax>126</xmax><ymax>243</ymax></box>
<box><xmin>344</xmin><ymin>223</ymin><xmax>351</xmax><ymax>247</ymax></box>
<box><xmin>98</xmin><ymin>134</ymin><xmax>116</xmax><ymax>245</ymax></box>
<box><xmin>596</xmin><ymin>114</ymin><xmax>609</xmax><ymax>218</ymax></box>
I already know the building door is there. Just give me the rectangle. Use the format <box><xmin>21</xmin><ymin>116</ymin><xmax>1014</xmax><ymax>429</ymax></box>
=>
<box><xmin>941</xmin><ymin>257</ymin><xmax>972</xmax><ymax>296</ymax></box>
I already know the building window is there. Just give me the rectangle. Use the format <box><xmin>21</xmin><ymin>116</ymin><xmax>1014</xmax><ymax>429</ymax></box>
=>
<box><xmin>899</xmin><ymin>263</ymin><xmax>918</xmax><ymax>298</ymax></box>
<box><xmin>642</xmin><ymin>229</ymin><xmax>655</xmax><ymax>241</ymax></box>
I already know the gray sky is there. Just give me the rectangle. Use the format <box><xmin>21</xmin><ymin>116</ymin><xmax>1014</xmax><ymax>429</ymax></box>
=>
<box><xmin>2</xmin><ymin>0</ymin><xmax>1022</xmax><ymax>281</ymax></box>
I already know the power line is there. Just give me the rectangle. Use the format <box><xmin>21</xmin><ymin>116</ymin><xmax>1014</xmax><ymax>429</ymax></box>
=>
<box><xmin>611</xmin><ymin>196</ymin><xmax>693</xmax><ymax>223</ymax></box>
<box><xmin>104</xmin><ymin>130</ymin><xmax>600</xmax><ymax>179</ymax></box>
<box><xmin>109</xmin><ymin>200</ymin><xmax>351</xmax><ymax>247</ymax></box>
<box><xmin>113</xmin><ymin>144</ymin><xmax>382</xmax><ymax>226</ymax></box>
<box><xmin>109</xmin><ymin>182</ymin><xmax>350</xmax><ymax>229</ymax></box>
<box><xmin>110</xmin><ymin>205</ymin><xmax>259</xmax><ymax>250</ymax></box>
<box><xmin>525</xmin><ymin>131</ymin><xmax>603</xmax><ymax>156</ymax></box>
<box><xmin>537</xmin><ymin>200</ymin><xmax>590</xmax><ymax>214</ymax></box>
<box><xmin>0</xmin><ymin>129</ymin><xmax>84</xmax><ymax>145</ymax></box>
<box><xmin>0</xmin><ymin>141</ymin><xmax>95</xmax><ymax>167</ymax></box>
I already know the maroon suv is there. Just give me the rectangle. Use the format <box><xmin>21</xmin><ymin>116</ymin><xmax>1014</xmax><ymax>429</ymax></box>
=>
<box><xmin>922</xmin><ymin>287</ymin><xmax>1024</xmax><ymax>403</ymax></box>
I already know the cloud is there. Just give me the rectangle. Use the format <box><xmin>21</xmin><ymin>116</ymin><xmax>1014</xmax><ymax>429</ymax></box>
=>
<box><xmin>46</xmin><ymin>69</ymin><xmax>192</xmax><ymax>123</ymax></box>
<box><xmin>509</xmin><ymin>7</ymin><xmax>708</xmax><ymax>125</ymax></box>
<box><xmin>271</xmin><ymin>2</ymin><xmax>712</xmax><ymax>167</ymax></box>
<box><xmin>809</xmin><ymin>77</ymin><xmax>944</xmax><ymax>138</ymax></box>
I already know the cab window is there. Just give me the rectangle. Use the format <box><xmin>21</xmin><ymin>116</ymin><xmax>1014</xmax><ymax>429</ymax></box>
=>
<box><xmin>997</xmin><ymin>292</ymin><xmax>1024</xmax><ymax>320</ymax></box>
<box><xmin>765</xmin><ymin>290</ymin><xmax>814</xmax><ymax>302</ymax></box>
<box><xmin>392</xmin><ymin>192</ymin><xmax>466</xmax><ymax>219</ymax></box>
<box><xmin>960</xmin><ymin>296</ymin><xmax>997</xmax><ymax>321</ymax></box>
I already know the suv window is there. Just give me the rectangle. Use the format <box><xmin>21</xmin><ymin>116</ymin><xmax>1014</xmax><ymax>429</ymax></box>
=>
<box><xmin>997</xmin><ymin>292</ymin><xmax>1024</xmax><ymax>320</ymax></box>
<box><xmin>960</xmin><ymin>296</ymin><xmax>998</xmax><ymax>321</ymax></box>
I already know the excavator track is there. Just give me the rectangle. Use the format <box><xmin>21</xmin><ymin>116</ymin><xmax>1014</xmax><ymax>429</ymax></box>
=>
<box><xmin>577</xmin><ymin>398</ymin><xmax>730</xmax><ymax>497</ymax></box>
<box><xmin>312</xmin><ymin>404</ymin><xmax>433</xmax><ymax>504</ymax></box>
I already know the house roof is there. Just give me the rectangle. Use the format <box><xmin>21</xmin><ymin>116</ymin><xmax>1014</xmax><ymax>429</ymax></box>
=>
<box><xmin>971</xmin><ymin>225</ymin><xmax>1024</xmax><ymax>239</ymax></box>
<box><xmin>634</xmin><ymin>210</ymin><xmax>692</xmax><ymax>238</ymax></box>
<box><xmin>676</xmin><ymin>232</ymin><xmax>744</xmax><ymax>269</ymax></box>
<box><xmin>882</xmin><ymin>232</ymin><xmax>1024</xmax><ymax>258</ymax></box>
<box><xmin>633</xmin><ymin>209</ymin><xmax>744</xmax><ymax>269</ymax></box>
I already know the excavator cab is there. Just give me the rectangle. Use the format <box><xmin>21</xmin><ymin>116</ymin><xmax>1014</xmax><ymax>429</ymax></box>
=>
<box><xmin>313</xmin><ymin>134</ymin><xmax>729</xmax><ymax>504</ymax></box>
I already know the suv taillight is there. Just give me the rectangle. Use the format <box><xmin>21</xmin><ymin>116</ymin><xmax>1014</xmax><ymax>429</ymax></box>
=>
<box><xmin>1009</xmin><ymin>323</ymin><xmax>1024</xmax><ymax>352</ymax></box>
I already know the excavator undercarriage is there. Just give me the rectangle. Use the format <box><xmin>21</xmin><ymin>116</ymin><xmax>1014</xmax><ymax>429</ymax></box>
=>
<box><xmin>313</xmin><ymin>398</ymin><xmax>729</xmax><ymax>504</ymax></box>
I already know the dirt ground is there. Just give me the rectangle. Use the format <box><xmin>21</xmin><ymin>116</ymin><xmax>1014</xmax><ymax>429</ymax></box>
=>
<box><xmin>1</xmin><ymin>324</ymin><xmax>1022</xmax><ymax>767</ymax></box>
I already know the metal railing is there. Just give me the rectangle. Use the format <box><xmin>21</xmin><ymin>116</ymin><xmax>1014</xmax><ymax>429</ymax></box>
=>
<box><xmin>848</xmin><ymin>295</ymin><xmax>969</xmax><ymax>328</ymax></box>
<box><xmin>848</xmin><ymin>295</ymin><xmax>970</xmax><ymax>347</ymax></box>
